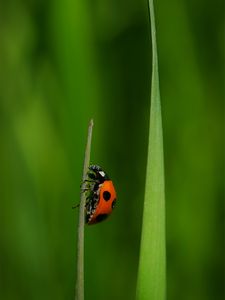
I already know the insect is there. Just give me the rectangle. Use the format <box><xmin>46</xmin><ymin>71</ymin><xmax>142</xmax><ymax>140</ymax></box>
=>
<box><xmin>82</xmin><ymin>165</ymin><xmax>117</xmax><ymax>225</ymax></box>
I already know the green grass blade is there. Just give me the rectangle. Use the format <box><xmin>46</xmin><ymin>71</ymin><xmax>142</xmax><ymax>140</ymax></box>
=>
<box><xmin>136</xmin><ymin>0</ymin><xmax>166</xmax><ymax>299</ymax></box>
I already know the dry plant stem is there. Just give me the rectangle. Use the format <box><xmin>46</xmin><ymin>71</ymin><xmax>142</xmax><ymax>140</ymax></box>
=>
<box><xmin>75</xmin><ymin>119</ymin><xmax>94</xmax><ymax>300</ymax></box>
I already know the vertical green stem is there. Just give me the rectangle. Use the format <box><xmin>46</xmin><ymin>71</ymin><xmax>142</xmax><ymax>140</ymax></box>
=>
<box><xmin>75</xmin><ymin>119</ymin><xmax>94</xmax><ymax>300</ymax></box>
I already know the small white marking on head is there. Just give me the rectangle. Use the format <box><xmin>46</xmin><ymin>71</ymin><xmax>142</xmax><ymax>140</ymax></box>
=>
<box><xmin>99</xmin><ymin>171</ymin><xmax>105</xmax><ymax>177</ymax></box>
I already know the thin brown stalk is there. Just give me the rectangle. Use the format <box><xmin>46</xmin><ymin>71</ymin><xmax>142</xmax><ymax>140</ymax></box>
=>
<box><xmin>75</xmin><ymin>119</ymin><xmax>94</xmax><ymax>300</ymax></box>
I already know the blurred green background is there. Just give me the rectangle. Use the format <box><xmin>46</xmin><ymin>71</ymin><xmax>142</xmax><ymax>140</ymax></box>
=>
<box><xmin>0</xmin><ymin>0</ymin><xmax>224</xmax><ymax>299</ymax></box>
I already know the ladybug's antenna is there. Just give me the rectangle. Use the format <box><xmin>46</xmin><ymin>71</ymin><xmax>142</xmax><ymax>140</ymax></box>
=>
<box><xmin>72</xmin><ymin>203</ymin><xmax>80</xmax><ymax>209</ymax></box>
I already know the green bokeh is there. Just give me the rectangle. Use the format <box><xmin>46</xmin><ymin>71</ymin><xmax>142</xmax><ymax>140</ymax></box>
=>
<box><xmin>0</xmin><ymin>0</ymin><xmax>223</xmax><ymax>299</ymax></box>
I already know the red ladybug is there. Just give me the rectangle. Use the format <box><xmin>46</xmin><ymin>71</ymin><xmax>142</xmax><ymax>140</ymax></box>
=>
<box><xmin>83</xmin><ymin>165</ymin><xmax>117</xmax><ymax>225</ymax></box>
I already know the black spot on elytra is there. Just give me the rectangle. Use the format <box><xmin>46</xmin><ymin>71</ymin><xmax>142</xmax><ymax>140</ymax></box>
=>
<box><xmin>112</xmin><ymin>199</ymin><xmax>116</xmax><ymax>209</ymax></box>
<box><xmin>96</xmin><ymin>214</ymin><xmax>108</xmax><ymax>223</ymax></box>
<box><xmin>103</xmin><ymin>191</ymin><xmax>111</xmax><ymax>201</ymax></box>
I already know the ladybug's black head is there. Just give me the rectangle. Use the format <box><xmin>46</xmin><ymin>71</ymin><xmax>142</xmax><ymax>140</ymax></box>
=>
<box><xmin>88</xmin><ymin>165</ymin><xmax>110</xmax><ymax>182</ymax></box>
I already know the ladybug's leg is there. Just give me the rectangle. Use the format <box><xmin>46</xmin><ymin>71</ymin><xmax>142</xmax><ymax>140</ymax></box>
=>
<box><xmin>81</xmin><ymin>178</ymin><xmax>101</xmax><ymax>192</ymax></box>
<box><xmin>85</xmin><ymin>190</ymin><xmax>95</xmax><ymax>202</ymax></box>
<box><xmin>82</xmin><ymin>179</ymin><xmax>94</xmax><ymax>183</ymax></box>
<box><xmin>80</xmin><ymin>179</ymin><xmax>94</xmax><ymax>188</ymax></box>
<box><xmin>80</xmin><ymin>179</ymin><xmax>95</xmax><ymax>192</ymax></box>
<box><xmin>72</xmin><ymin>203</ymin><xmax>80</xmax><ymax>209</ymax></box>
<box><xmin>72</xmin><ymin>190</ymin><xmax>95</xmax><ymax>209</ymax></box>
<box><xmin>80</xmin><ymin>187</ymin><xmax>89</xmax><ymax>193</ymax></box>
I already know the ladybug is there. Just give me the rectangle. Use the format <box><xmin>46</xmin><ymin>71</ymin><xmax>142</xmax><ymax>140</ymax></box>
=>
<box><xmin>83</xmin><ymin>165</ymin><xmax>117</xmax><ymax>225</ymax></box>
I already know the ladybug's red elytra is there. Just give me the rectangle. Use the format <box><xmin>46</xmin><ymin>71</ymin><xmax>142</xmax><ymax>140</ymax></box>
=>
<box><xmin>83</xmin><ymin>165</ymin><xmax>117</xmax><ymax>225</ymax></box>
